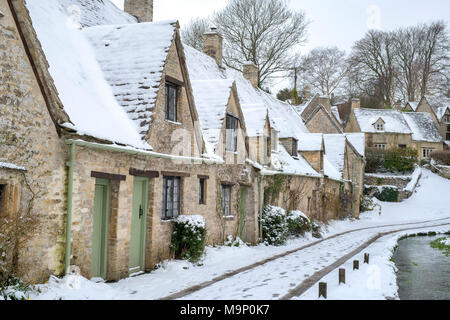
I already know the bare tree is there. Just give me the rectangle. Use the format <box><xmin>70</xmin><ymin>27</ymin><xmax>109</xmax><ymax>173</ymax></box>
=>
<box><xmin>299</xmin><ymin>47</ymin><xmax>349</xmax><ymax>97</ymax></box>
<box><xmin>181</xmin><ymin>18</ymin><xmax>210</xmax><ymax>51</ymax></box>
<box><xmin>349</xmin><ymin>30</ymin><xmax>398</xmax><ymax>108</ymax></box>
<box><xmin>214</xmin><ymin>0</ymin><xmax>309</xmax><ymax>88</ymax></box>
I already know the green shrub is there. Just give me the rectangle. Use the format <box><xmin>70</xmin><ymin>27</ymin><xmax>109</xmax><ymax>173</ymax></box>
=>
<box><xmin>374</xmin><ymin>187</ymin><xmax>399</xmax><ymax>202</ymax></box>
<box><xmin>365</xmin><ymin>148</ymin><xmax>386</xmax><ymax>173</ymax></box>
<box><xmin>286</xmin><ymin>211</ymin><xmax>311</xmax><ymax>237</ymax></box>
<box><xmin>0</xmin><ymin>276</ymin><xmax>30</xmax><ymax>300</ymax></box>
<box><xmin>261</xmin><ymin>206</ymin><xmax>289</xmax><ymax>246</ymax></box>
<box><xmin>360</xmin><ymin>195</ymin><xmax>376</xmax><ymax>212</ymax></box>
<box><xmin>170</xmin><ymin>215</ymin><xmax>206</xmax><ymax>262</ymax></box>
<box><xmin>430</xmin><ymin>237</ymin><xmax>450</xmax><ymax>256</ymax></box>
<box><xmin>384</xmin><ymin>147</ymin><xmax>418</xmax><ymax>173</ymax></box>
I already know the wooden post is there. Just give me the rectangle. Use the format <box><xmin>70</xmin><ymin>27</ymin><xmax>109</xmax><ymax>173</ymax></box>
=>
<box><xmin>339</xmin><ymin>268</ymin><xmax>345</xmax><ymax>284</ymax></box>
<box><xmin>319</xmin><ymin>282</ymin><xmax>327</xmax><ymax>299</ymax></box>
<box><xmin>353</xmin><ymin>260</ymin><xmax>359</xmax><ymax>270</ymax></box>
<box><xmin>364</xmin><ymin>253</ymin><xmax>370</xmax><ymax>264</ymax></box>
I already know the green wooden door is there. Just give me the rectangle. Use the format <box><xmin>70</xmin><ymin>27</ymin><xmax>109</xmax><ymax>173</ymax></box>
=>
<box><xmin>91</xmin><ymin>179</ymin><xmax>109</xmax><ymax>279</ymax></box>
<box><xmin>239</xmin><ymin>186</ymin><xmax>247</xmax><ymax>238</ymax></box>
<box><xmin>129</xmin><ymin>177</ymin><xmax>148</xmax><ymax>273</ymax></box>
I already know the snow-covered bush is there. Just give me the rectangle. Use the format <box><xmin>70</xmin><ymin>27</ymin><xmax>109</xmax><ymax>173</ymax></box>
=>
<box><xmin>0</xmin><ymin>276</ymin><xmax>30</xmax><ymax>300</ymax></box>
<box><xmin>261</xmin><ymin>206</ymin><xmax>289</xmax><ymax>246</ymax></box>
<box><xmin>286</xmin><ymin>210</ymin><xmax>310</xmax><ymax>237</ymax></box>
<box><xmin>170</xmin><ymin>215</ymin><xmax>206</xmax><ymax>262</ymax></box>
<box><xmin>224</xmin><ymin>235</ymin><xmax>246</xmax><ymax>247</ymax></box>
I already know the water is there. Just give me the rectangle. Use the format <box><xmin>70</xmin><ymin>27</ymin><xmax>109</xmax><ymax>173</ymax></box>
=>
<box><xmin>393</xmin><ymin>235</ymin><xmax>450</xmax><ymax>300</ymax></box>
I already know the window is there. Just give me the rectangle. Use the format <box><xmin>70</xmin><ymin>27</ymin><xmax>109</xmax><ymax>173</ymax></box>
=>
<box><xmin>225</xmin><ymin>114</ymin><xmax>239</xmax><ymax>152</ymax></box>
<box><xmin>443</xmin><ymin>115</ymin><xmax>450</xmax><ymax>123</ymax></box>
<box><xmin>199</xmin><ymin>178</ymin><xmax>206</xmax><ymax>205</ymax></box>
<box><xmin>375</xmin><ymin>144</ymin><xmax>386</xmax><ymax>149</ymax></box>
<box><xmin>292</xmin><ymin>139</ymin><xmax>298</xmax><ymax>157</ymax></box>
<box><xmin>0</xmin><ymin>184</ymin><xmax>6</xmax><ymax>216</ymax></box>
<box><xmin>271</xmin><ymin>130</ymin><xmax>278</xmax><ymax>152</ymax></box>
<box><xmin>221</xmin><ymin>185</ymin><xmax>231</xmax><ymax>217</ymax></box>
<box><xmin>165</xmin><ymin>82</ymin><xmax>178</xmax><ymax>122</ymax></box>
<box><xmin>447</xmin><ymin>132</ymin><xmax>450</xmax><ymax>141</ymax></box>
<box><xmin>398</xmin><ymin>144</ymin><xmax>407</xmax><ymax>149</ymax></box>
<box><xmin>375</xmin><ymin>123</ymin><xmax>384</xmax><ymax>131</ymax></box>
<box><xmin>162</xmin><ymin>176</ymin><xmax>180</xmax><ymax>220</ymax></box>
<box><xmin>423</xmin><ymin>148</ymin><xmax>433</xmax><ymax>159</ymax></box>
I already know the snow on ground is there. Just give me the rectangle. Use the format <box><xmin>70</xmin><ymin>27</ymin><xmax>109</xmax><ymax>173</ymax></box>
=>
<box><xmin>29</xmin><ymin>169</ymin><xmax>450</xmax><ymax>300</ymax></box>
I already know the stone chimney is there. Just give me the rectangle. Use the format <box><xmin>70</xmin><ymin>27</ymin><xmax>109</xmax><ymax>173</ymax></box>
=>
<box><xmin>203</xmin><ymin>27</ymin><xmax>223</xmax><ymax>66</ymax></box>
<box><xmin>124</xmin><ymin>0</ymin><xmax>153</xmax><ymax>23</ymax></box>
<box><xmin>304</xmin><ymin>85</ymin><xmax>311</xmax><ymax>100</ymax></box>
<box><xmin>243</xmin><ymin>62</ymin><xmax>259</xmax><ymax>88</ymax></box>
<box><xmin>351</xmin><ymin>98</ymin><xmax>360</xmax><ymax>109</ymax></box>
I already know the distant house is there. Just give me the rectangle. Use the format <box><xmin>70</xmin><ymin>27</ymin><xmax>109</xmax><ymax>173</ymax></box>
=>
<box><xmin>346</xmin><ymin>105</ymin><xmax>443</xmax><ymax>160</ymax></box>
<box><xmin>404</xmin><ymin>96</ymin><xmax>450</xmax><ymax>147</ymax></box>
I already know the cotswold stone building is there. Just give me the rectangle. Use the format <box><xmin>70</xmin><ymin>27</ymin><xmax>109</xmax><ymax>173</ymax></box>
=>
<box><xmin>1</xmin><ymin>0</ymin><xmax>365</xmax><ymax>284</ymax></box>
<box><xmin>345</xmin><ymin>102</ymin><xmax>443</xmax><ymax>160</ymax></box>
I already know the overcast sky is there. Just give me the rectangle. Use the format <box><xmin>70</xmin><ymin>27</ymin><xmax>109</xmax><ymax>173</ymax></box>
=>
<box><xmin>111</xmin><ymin>0</ymin><xmax>450</xmax><ymax>54</ymax></box>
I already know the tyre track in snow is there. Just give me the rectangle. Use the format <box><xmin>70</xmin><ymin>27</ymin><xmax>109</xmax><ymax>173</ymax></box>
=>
<box><xmin>280</xmin><ymin>221</ymin><xmax>450</xmax><ymax>300</ymax></box>
<box><xmin>159</xmin><ymin>216</ymin><xmax>450</xmax><ymax>300</ymax></box>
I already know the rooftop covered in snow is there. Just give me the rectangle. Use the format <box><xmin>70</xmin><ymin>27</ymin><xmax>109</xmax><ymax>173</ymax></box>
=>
<box><xmin>403</xmin><ymin>112</ymin><xmax>443</xmax><ymax>143</ymax></box>
<box><xmin>353</xmin><ymin>108</ymin><xmax>412</xmax><ymax>134</ymax></box>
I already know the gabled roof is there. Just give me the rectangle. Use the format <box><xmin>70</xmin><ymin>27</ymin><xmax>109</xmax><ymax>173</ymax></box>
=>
<box><xmin>297</xmin><ymin>133</ymin><xmax>324</xmax><ymax>152</ymax></box>
<box><xmin>83</xmin><ymin>21</ymin><xmax>178</xmax><ymax>138</ymax></box>
<box><xmin>354</xmin><ymin>108</ymin><xmax>412</xmax><ymax>134</ymax></box>
<box><xmin>190</xmin><ymin>79</ymin><xmax>235</xmax><ymax>154</ymax></box>
<box><xmin>344</xmin><ymin>133</ymin><xmax>365</xmax><ymax>157</ymax></box>
<box><xmin>402</xmin><ymin>112</ymin><xmax>443</xmax><ymax>143</ymax></box>
<box><xmin>324</xmin><ymin>134</ymin><xmax>346</xmax><ymax>178</ymax></box>
<box><xmin>26</xmin><ymin>0</ymin><xmax>150</xmax><ymax>149</ymax></box>
<box><xmin>183</xmin><ymin>45</ymin><xmax>309</xmax><ymax>141</ymax></box>
<box><xmin>405</xmin><ymin>101</ymin><xmax>419</xmax><ymax>111</ymax></box>
<box><xmin>304</xmin><ymin>104</ymin><xmax>343</xmax><ymax>133</ymax></box>
<box><xmin>271</xmin><ymin>144</ymin><xmax>321</xmax><ymax>177</ymax></box>
<box><xmin>423</xmin><ymin>95</ymin><xmax>450</xmax><ymax>121</ymax></box>
<box><xmin>331</xmin><ymin>106</ymin><xmax>343</xmax><ymax>125</ymax></box>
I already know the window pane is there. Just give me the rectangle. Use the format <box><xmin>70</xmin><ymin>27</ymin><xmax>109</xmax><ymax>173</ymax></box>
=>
<box><xmin>166</xmin><ymin>85</ymin><xmax>177</xmax><ymax>122</ymax></box>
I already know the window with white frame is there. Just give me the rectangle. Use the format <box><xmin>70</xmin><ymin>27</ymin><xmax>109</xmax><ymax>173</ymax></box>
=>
<box><xmin>422</xmin><ymin>148</ymin><xmax>433</xmax><ymax>159</ymax></box>
<box><xmin>221</xmin><ymin>184</ymin><xmax>232</xmax><ymax>217</ymax></box>
<box><xmin>375</xmin><ymin>123</ymin><xmax>384</xmax><ymax>131</ymax></box>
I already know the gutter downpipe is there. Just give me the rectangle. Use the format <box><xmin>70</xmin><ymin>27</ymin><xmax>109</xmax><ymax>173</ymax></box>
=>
<box><xmin>65</xmin><ymin>142</ymin><xmax>76</xmax><ymax>274</ymax></box>
<box><xmin>258</xmin><ymin>175</ymin><xmax>264</xmax><ymax>242</ymax></box>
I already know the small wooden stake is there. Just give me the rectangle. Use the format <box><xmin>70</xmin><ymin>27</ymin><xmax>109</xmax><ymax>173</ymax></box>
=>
<box><xmin>364</xmin><ymin>253</ymin><xmax>370</xmax><ymax>264</ymax></box>
<box><xmin>353</xmin><ymin>260</ymin><xmax>359</xmax><ymax>270</ymax></box>
<box><xmin>339</xmin><ymin>268</ymin><xmax>345</xmax><ymax>284</ymax></box>
<box><xmin>319</xmin><ymin>282</ymin><xmax>327</xmax><ymax>299</ymax></box>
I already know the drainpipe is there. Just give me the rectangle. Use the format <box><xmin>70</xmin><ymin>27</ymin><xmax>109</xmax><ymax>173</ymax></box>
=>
<box><xmin>258</xmin><ymin>175</ymin><xmax>264</xmax><ymax>242</ymax></box>
<box><xmin>65</xmin><ymin>143</ymin><xmax>76</xmax><ymax>274</ymax></box>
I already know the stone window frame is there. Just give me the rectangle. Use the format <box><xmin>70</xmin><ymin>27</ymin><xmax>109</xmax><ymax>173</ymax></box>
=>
<box><xmin>165</xmin><ymin>81</ymin><xmax>179</xmax><ymax>123</ymax></box>
<box><xmin>375</xmin><ymin>123</ymin><xmax>384</xmax><ymax>131</ymax></box>
<box><xmin>199</xmin><ymin>178</ymin><xmax>207</xmax><ymax>205</ymax></box>
<box><xmin>443</xmin><ymin>114</ymin><xmax>450</xmax><ymax>123</ymax></box>
<box><xmin>0</xmin><ymin>181</ymin><xmax>19</xmax><ymax>218</ymax></box>
<box><xmin>225</xmin><ymin>113</ymin><xmax>239</xmax><ymax>152</ymax></box>
<box><xmin>221</xmin><ymin>184</ymin><xmax>232</xmax><ymax>217</ymax></box>
<box><xmin>374</xmin><ymin>143</ymin><xmax>386</xmax><ymax>149</ymax></box>
<box><xmin>292</xmin><ymin>138</ymin><xmax>299</xmax><ymax>158</ymax></box>
<box><xmin>161</xmin><ymin>176</ymin><xmax>181</xmax><ymax>220</ymax></box>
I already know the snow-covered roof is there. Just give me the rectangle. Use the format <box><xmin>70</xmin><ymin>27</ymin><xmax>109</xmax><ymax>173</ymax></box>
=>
<box><xmin>240</xmin><ymin>104</ymin><xmax>269</xmax><ymax>137</ymax></box>
<box><xmin>83</xmin><ymin>21</ymin><xmax>177</xmax><ymax>139</ymax></box>
<box><xmin>331</xmin><ymin>106</ymin><xmax>343</xmax><ymax>125</ymax></box>
<box><xmin>354</xmin><ymin>108</ymin><xmax>412</xmax><ymax>134</ymax></box>
<box><xmin>324</xmin><ymin>135</ymin><xmax>346</xmax><ymax>178</ymax></box>
<box><xmin>324</xmin><ymin>155</ymin><xmax>342</xmax><ymax>181</ymax></box>
<box><xmin>0</xmin><ymin>162</ymin><xmax>26</xmax><ymax>171</ymax></box>
<box><xmin>402</xmin><ymin>112</ymin><xmax>443</xmax><ymax>143</ymax></box>
<box><xmin>344</xmin><ymin>133</ymin><xmax>365</xmax><ymax>157</ymax></box>
<box><xmin>406</xmin><ymin>101</ymin><xmax>419</xmax><ymax>111</ymax></box>
<box><xmin>183</xmin><ymin>45</ymin><xmax>309</xmax><ymax>141</ymax></box>
<box><xmin>26</xmin><ymin>0</ymin><xmax>150</xmax><ymax>149</ymax></box>
<box><xmin>271</xmin><ymin>144</ymin><xmax>321</xmax><ymax>177</ymax></box>
<box><xmin>424</xmin><ymin>95</ymin><xmax>450</xmax><ymax>121</ymax></box>
<box><xmin>297</xmin><ymin>133</ymin><xmax>323</xmax><ymax>152</ymax></box>
<box><xmin>190</xmin><ymin>79</ymin><xmax>235</xmax><ymax>154</ymax></box>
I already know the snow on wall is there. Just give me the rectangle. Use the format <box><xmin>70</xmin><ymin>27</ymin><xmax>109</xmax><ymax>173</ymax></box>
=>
<box><xmin>0</xmin><ymin>162</ymin><xmax>26</xmax><ymax>171</ymax></box>
<box><xmin>83</xmin><ymin>21</ymin><xmax>177</xmax><ymax>139</ymax></box>
<box><xmin>26</xmin><ymin>0</ymin><xmax>150</xmax><ymax>149</ymax></box>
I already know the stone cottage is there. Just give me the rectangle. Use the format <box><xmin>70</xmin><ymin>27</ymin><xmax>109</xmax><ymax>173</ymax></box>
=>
<box><xmin>1</xmin><ymin>0</ymin><xmax>366</xmax><ymax>284</ymax></box>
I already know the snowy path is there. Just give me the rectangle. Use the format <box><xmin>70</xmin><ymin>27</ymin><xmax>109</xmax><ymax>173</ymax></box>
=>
<box><xmin>30</xmin><ymin>169</ymin><xmax>450</xmax><ymax>300</ymax></box>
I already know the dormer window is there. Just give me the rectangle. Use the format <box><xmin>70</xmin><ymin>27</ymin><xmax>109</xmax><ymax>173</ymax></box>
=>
<box><xmin>165</xmin><ymin>82</ymin><xmax>178</xmax><ymax>122</ymax></box>
<box><xmin>444</xmin><ymin>114</ymin><xmax>450</xmax><ymax>123</ymax></box>
<box><xmin>225</xmin><ymin>114</ymin><xmax>239</xmax><ymax>152</ymax></box>
<box><xmin>292</xmin><ymin>139</ymin><xmax>298</xmax><ymax>158</ymax></box>
<box><xmin>376</xmin><ymin>123</ymin><xmax>384</xmax><ymax>131</ymax></box>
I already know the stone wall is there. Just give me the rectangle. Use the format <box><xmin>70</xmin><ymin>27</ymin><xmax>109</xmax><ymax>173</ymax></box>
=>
<box><xmin>0</xmin><ymin>0</ymin><xmax>68</xmax><ymax>283</ymax></box>
<box><xmin>306</xmin><ymin>108</ymin><xmax>341</xmax><ymax>134</ymax></box>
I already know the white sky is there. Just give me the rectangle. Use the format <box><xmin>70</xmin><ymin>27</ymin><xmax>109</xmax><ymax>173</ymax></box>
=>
<box><xmin>111</xmin><ymin>0</ymin><xmax>450</xmax><ymax>54</ymax></box>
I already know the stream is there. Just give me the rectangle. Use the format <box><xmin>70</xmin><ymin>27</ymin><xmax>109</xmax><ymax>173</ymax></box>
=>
<box><xmin>393</xmin><ymin>235</ymin><xmax>450</xmax><ymax>300</ymax></box>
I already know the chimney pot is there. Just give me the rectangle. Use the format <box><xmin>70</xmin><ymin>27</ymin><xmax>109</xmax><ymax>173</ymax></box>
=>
<box><xmin>124</xmin><ymin>0</ymin><xmax>153</xmax><ymax>23</ymax></box>
<box><xmin>351</xmin><ymin>98</ymin><xmax>360</xmax><ymax>109</ymax></box>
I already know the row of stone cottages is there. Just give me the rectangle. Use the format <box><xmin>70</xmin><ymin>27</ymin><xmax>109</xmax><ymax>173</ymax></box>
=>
<box><xmin>0</xmin><ymin>0</ymin><xmax>364</xmax><ymax>283</ymax></box>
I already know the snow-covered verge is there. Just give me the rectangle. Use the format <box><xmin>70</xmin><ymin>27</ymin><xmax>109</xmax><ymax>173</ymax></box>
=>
<box><xmin>20</xmin><ymin>169</ymin><xmax>450</xmax><ymax>300</ymax></box>
<box><xmin>295</xmin><ymin>225</ymin><xmax>449</xmax><ymax>300</ymax></box>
